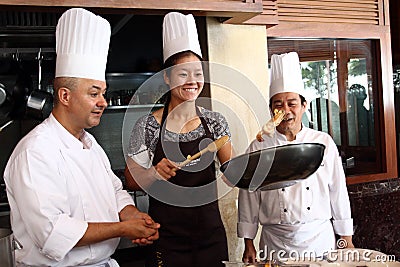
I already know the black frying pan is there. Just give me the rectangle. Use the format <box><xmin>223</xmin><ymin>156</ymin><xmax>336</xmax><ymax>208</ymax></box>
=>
<box><xmin>220</xmin><ymin>143</ymin><xmax>325</xmax><ymax>191</ymax></box>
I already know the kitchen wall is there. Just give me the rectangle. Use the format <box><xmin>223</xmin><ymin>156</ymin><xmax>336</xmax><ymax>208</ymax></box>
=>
<box><xmin>206</xmin><ymin>18</ymin><xmax>269</xmax><ymax>261</ymax></box>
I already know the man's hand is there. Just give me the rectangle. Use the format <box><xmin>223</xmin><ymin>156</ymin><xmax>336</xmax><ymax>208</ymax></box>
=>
<box><xmin>119</xmin><ymin>205</ymin><xmax>160</xmax><ymax>245</ymax></box>
<box><xmin>242</xmin><ymin>238</ymin><xmax>257</xmax><ymax>263</ymax></box>
<box><xmin>130</xmin><ymin>211</ymin><xmax>160</xmax><ymax>245</ymax></box>
<box><xmin>120</xmin><ymin>205</ymin><xmax>151</xmax><ymax>222</ymax></box>
<box><xmin>339</xmin><ymin>235</ymin><xmax>355</xmax><ymax>249</ymax></box>
<box><xmin>121</xmin><ymin>218</ymin><xmax>160</xmax><ymax>245</ymax></box>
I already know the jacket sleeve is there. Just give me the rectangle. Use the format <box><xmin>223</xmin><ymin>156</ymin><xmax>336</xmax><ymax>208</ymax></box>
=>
<box><xmin>237</xmin><ymin>140</ymin><xmax>265</xmax><ymax>239</ymax></box>
<box><xmin>97</xmin><ymin>143</ymin><xmax>135</xmax><ymax>212</ymax></box>
<box><xmin>5</xmin><ymin>149</ymin><xmax>88</xmax><ymax>262</ymax></box>
<box><xmin>109</xmin><ymin>167</ymin><xmax>135</xmax><ymax>213</ymax></box>
<box><xmin>327</xmin><ymin>138</ymin><xmax>353</xmax><ymax>236</ymax></box>
<box><xmin>237</xmin><ymin>188</ymin><xmax>261</xmax><ymax>239</ymax></box>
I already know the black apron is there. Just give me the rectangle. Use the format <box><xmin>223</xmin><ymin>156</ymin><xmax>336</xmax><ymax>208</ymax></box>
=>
<box><xmin>145</xmin><ymin>106</ymin><xmax>228</xmax><ymax>267</ymax></box>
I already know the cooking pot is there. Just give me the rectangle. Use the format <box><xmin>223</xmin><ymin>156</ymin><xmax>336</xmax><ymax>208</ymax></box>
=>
<box><xmin>0</xmin><ymin>83</ymin><xmax>6</xmax><ymax>106</ymax></box>
<box><xmin>26</xmin><ymin>90</ymin><xmax>53</xmax><ymax>120</ymax></box>
<box><xmin>220</xmin><ymin>143</ymin><xmax>325</xmax><ymax>191</ymax></box>
<box><xmin>0</xmin><ymin>228</ymin><xmax>22</xmax><ymax>267</ymax></box>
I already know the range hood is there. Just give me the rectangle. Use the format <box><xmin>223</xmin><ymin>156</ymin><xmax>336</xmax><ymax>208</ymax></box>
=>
<box><xmin>0</xmin><ymin>10</ymin><xmax>134</xmax><ymax>48</ymax></box>
<box><xmin>0</xmin><ymin>10</ymin><xmax>58</xmax><ymax>49</ymax></box>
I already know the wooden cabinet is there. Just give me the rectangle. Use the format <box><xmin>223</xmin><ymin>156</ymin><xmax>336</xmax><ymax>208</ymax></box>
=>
<box><xmin>263</xmin><ymin>0</ymin><xmax>397</xmax><ymax>184</ymax></box>
<box><xmin>246</xmin><ymin>0</ymin><xmax>386</xmax><ymax>26</ymax></box>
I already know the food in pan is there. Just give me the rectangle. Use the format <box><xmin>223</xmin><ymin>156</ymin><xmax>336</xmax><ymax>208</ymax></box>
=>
<box><xmin>256</xmin><ymin>109</ymin><xmax>285</xmax><ymax>142</ymax></box>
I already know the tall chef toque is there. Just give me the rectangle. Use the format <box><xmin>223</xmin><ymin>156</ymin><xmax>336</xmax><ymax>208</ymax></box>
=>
<box><xmin>162</xmin><ymin>12</ymin><xmax>202</xmax><ymax>63</ymax></box>
<box><xmin>55</xmin><ymin>8</ymin><xmax>111</xmax><ymax>82</ymax></box>
<box><xmin>269</xmin><ymin>52</ymin><xmax>307</xmax><ymax>101</ymax></box>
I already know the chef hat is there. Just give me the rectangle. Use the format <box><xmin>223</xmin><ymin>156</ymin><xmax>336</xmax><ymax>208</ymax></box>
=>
<box><xmin>55</xmin><ymin>8</ymin><xmax>111</xmax><ymax>82</ymax></box>
<box><xmin>162</xmin><ymin>12</ymin><xmax>202</xmax><ymax>63</ymax></box>
<box><xmin>269</xmin><ymin>52</ymin><xmax>308</xmax><ymax>101</ymax></box>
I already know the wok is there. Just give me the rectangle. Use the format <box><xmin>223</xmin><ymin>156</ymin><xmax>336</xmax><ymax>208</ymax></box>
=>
<box><xmin>220</xmin><ymin>143</ymin><xmax>325</xmax><ymax>191</ymax></box>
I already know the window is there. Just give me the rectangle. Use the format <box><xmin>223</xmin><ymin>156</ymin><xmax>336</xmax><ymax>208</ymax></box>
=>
<box><xmin>268</xmin><ymin>38</ymin><xmax>382</xmax><ymax>177</ymax></box>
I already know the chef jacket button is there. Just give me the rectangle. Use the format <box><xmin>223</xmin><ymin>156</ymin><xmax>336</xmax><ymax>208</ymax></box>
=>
<box><xmin>282</xmin><ymin>188</ymin><xmax>285</xmax><ymax>191</ymax></box>
<box><xmin>284</xmin><ymin>208</ymin><xmax>288</xmax><ymax>212</ymax></box>
<box><xmin>306</xmin><ymin>187</ymin><xmax>310</xmax><ymax>190</ymax></box>
<box><xmin>307</xmin><ymin>207</ymin><xmax>310</xmax><ymax>210</ymax></box>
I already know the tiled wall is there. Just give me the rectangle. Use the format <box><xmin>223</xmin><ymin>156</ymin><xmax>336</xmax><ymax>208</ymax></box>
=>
<box><xmin>348</xmin><ymin>178</ymin><xmax>400</xmax><ymax>260</ymax></box>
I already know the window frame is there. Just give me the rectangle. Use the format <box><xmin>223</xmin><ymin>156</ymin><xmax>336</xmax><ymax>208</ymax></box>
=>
<box><xmin>266</xmin><ymin>22</ymin><xmax>397</xmax><ymax>184</ymax></box>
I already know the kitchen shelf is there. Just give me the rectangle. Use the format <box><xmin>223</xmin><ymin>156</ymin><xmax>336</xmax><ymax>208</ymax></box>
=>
<box><xmin>0</xmin><ymin>203</ymin><xmax>9</xmax><ymax>208</ymax></box>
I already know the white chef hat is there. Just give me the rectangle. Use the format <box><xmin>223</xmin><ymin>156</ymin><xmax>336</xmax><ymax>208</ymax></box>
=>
<box><xmin>162</xmin><ymin>12</ymin><xmax>202</xmax><ymax>63</ymax></box>
<box><xmin>55</xmin><ymin>8</ymin><xmax>111</xmax><ymax>82</ymax></box>
<box><xmin>269</xmin><ymin>52</ymin><xmax>308</xmax><ymax>101</ymax></box>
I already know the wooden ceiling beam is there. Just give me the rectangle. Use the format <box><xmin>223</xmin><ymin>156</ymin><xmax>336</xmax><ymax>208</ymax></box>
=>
<box><xmin>0</xmin><ymin>0</ymin><xmax>263</xmax><ymax>24</ymax></box>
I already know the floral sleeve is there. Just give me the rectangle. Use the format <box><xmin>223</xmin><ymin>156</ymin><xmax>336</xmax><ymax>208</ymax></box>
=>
<box><xmin>127</xmin><ymin>115</ymin><xmax>159</xmax><ymax>168</ymax></box>
<box><xmin>202</xmin><ymin>108</ymin><xmax>231</xmax><ymax>140</ymax></box>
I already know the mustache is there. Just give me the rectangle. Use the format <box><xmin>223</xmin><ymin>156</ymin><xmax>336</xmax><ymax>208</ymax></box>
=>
<box><xmin>92</xmin><ymin>107</ymin><xmax>105</xmax><ymax>112</ymax></box>
<box><xmin>283</xmin><ymin>116</ymin><xmax>294</xmax><ymax>121</ymax></box>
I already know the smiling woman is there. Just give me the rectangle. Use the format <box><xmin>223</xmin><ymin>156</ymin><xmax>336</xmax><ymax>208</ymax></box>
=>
<box><xmin>123</xmin><ymin>12</ymin><xmax>234</xmax><ymax>267</ymax></box>
<box><xmin>124</xmin><ymin>49</ymin><xmax>233</xmax><ymax>267</ymax></box>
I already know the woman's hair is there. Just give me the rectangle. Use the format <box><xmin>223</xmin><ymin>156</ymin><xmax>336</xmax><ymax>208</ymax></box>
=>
<box><xmin>163</xmin><ymin>50</ymin><xmax>203</xmax><ymax>77</ymax></box>
<box><xmin>162</xmin><ymin>50</ymin><xmax>203</xmax><ymax>106</ymax></box>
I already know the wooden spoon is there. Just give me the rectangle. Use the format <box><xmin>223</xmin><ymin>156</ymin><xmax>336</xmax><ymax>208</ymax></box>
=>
<box><xmin>173</xmin><ymin>135</ymin><xmax>230</xmax><ymax>170</ymax></box>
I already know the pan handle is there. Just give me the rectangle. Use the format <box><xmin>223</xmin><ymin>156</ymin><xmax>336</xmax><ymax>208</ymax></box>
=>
<box><xmin>13</xmin><ymin>236</ymin><xmax>23</xmax><ymax>250</ymax></box>
<box><xmin>0</xmin><ymin>120</ymin><xmax>13</xmax><ymax>132</ymax></box>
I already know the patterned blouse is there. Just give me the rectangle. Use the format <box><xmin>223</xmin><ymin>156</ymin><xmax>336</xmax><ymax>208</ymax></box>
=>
<box><xmin>127</xmin><ymin>106</ymin><xmax>231</xmax><ymax>167</ymax></box>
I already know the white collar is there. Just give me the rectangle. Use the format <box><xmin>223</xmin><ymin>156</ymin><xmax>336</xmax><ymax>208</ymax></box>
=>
<box><xmin>48</xmin><ymin>113</ymin><xmax>92</xmax><ymax>149</ymax></box>
<box><xmin>275</xmin><ymin>123</ymin><xmax>308</xmax><ymax>142</ymax></box>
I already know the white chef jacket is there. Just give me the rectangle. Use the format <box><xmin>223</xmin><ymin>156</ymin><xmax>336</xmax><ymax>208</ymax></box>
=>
<box><xmin>237</xmin><ymin>125</ymin><xmax>353</xmax><ymax>258</ymax></box>
<box><xmin>4</xmin><ymin>114</ymin><xmax>135</xmax><ymax>267</ymax></box>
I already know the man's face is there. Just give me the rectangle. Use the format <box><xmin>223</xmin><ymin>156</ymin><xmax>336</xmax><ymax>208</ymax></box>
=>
<box><xmin>68</xmin><ymin>78</ymin><xmax>107</xmax><ymax>129</ymax></box>
<box><xmin>270</xmin><ymin>92</ymin><xmax>306</xmax><ymax>136</ymax></box>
